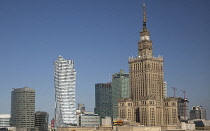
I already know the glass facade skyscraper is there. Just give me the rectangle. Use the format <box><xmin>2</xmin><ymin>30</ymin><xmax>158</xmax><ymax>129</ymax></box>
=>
<box><xmin>54</xmin><ymin>55</ymin><xmax>77</xmax><ymax>127</ymax></box>
<box><xmin>94</xmin><ymin>83</ymin><xmax>112</xmax><ymax>118</ymax></box>
<box><xmin>111</xmin><ymin>69</ymin><xmax>129</xmax><ymax>119</ymax></box>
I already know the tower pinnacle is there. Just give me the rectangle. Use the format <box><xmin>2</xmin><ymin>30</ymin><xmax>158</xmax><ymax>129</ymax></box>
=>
<box><xmin>143</xmin><ymin>3</ymin><xmax>147</xmax><ymax>31</ymax></box>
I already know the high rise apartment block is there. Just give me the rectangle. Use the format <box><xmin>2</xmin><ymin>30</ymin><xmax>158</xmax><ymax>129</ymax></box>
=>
<box><xmin>94</xmin><ymin>83</ymin><xmax>112</xmax><ymax>118</ymax></box>
<box><xmin>111</xmin><ymin>69</ymin><xmax>129</xmax><ymax>119</ymax></box>
<box><xmin>118</xmin><ymin>4</ymin><xmax>178</xmax><ymax>126</ymax></box>
<box><xmin>10</xmin><ymin>87</ymin><xmax>35</xmax><ymax>130</ymax></box>
<box><xmin>54</xmin><ymin>55</ymin><xmax>77</xmax><ymax>127</ymax></box>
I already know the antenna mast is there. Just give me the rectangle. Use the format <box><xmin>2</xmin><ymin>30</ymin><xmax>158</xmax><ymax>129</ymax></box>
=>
<box><xmin>142</xmin><ymin>2</ymin><xmax>147</xmax><ymax>31</ymax></box>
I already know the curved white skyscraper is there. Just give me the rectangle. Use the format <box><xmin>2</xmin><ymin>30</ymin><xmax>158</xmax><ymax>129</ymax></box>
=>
<box><xmin>54</xmin><ymin>55</ymin><xmax>77</xmax><ymax>127</ymax></box>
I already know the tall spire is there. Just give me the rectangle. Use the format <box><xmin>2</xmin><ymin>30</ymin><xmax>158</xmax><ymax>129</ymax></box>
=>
<box><xmin>143</xmin><ymin>2</ymin><xmax>147</xmax><ymax>31</ymax></box>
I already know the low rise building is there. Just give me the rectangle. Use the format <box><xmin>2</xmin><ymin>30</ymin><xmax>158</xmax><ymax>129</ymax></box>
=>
<box><xmin>188</xmin><ymin>119</ymin><xmax>210</xmax><ymax>130</ymax></box>
<box><xmin>5</xmin><ymin>127</ymin><xmax>16</xmax><ymax>131</ymax></box>
<box><xmin>101</xmin><ymin>117</ymin><xmax>112</xmax><ymax>126</ymax></box>
<box><xmin>57</xmin><ymin>127</ymin><xmax>95</xmax><ymax>131</ymax></box>
<box><xmin>57</xmin><ymin>125</ymin><xmax>162</xmax><ymax>131</ymax></box>
<box><xmin>0</xmin><ymin>114</ymin><xmax>10</xmax><ymax>128</ymax></box>
<box><xmin>181</xmin><ymin>122</ymin><xmax>195</xmax><ymax>130</ymax></box>
<box><xmin>116</xmin><ymin>126</ymin><xmax>161</xmax><ymax>131</ymax></box>
<box><xmin>79</xmin><ymin>112</ymin><xmax>100</xmax><ymax>127</ymax></box>
<box><xmin>118</xmin><ymin>98</ymin><xmax>134</xmax><ymax>122</ymax></box>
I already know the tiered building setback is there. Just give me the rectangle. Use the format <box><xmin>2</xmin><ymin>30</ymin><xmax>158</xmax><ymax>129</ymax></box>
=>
<box><xmin>118</xmin><ymin>4</ymin><xmax>178</xmax><ymax>126</ymax></box>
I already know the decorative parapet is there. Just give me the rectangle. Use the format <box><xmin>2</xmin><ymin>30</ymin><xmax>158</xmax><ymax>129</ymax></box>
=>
<box><xmin>128</xmin><ymin>55</ymin><xmax>163</xmax><ymax>63</ymax></box>
<box><xmin>139</xmin><ymin>95</ymin><xmax>156</xmax><ymax>100</ymax></box>
<box><xmin>163</xmin><ymin>97</ymin><xmax>178</xmax><ymax>102</ymax></box>
<box><xmin>118</xmin><ymin>98</ymin><xmax>133</xmax><ymax>102</ymax></box>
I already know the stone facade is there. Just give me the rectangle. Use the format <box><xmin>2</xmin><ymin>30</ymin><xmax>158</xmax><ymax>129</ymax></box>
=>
<box><xmin>118</xmin><ymin>98</ymin><xmax>134</xmax><ymax>122</ymax></box>
<box><xmin>118</xmin><ymin>4</ymin><xmax>178</xmax><ymax>126</ymax></box>
<box><xmin>163</xmin><ymin>97</ymin><xmax>179</xmax><ymax>125</ymax></box>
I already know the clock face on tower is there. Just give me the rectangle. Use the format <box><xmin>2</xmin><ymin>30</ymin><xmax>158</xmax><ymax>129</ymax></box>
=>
<box><xmin>145</xmin><ymin>36</ymin><xmax>150</xmax><ymax>40</ymax></box>
<box><xmin>141</xmin><ymin>36</ymin><xmax>150</xmax><ymax>41</ymax></box>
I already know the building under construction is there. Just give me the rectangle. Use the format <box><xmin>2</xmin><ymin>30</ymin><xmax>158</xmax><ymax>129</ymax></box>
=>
<box><xmin>177</xmin><ymin>97</ymin><xmax>189</xmax><ymax>122</ymax></box>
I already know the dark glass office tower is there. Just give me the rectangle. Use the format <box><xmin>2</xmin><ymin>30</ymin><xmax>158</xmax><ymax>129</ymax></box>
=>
<box><xmin>94</xmin><ymin>83</ymin><xmax>112</xmax><ymax>118</ymax></box>
<box><xmin>35</xmin><ymin>111</ymin><xmax>49</xmax><ymax>131</ymax></box>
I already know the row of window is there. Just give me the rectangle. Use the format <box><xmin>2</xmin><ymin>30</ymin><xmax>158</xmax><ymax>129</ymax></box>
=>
<box><xmin>131</xmin><ymin>62</ymin><xmax>163</xmax><ymax>71</ymax></box>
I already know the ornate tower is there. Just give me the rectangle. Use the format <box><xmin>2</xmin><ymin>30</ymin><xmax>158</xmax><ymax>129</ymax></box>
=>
<box><xmin>118</xmin><ymin>3</ymin><xmax>179</xmax><ymax>126</ymax></box>
<box><xmin>138</xmin><ymin>3</ymin><xmax>153</xmax><ymax>57</ymax></box>
<box><xmin>128</xmin><ymin>3</ymin><xmax>164</xmax><ymax>125</ymax></box>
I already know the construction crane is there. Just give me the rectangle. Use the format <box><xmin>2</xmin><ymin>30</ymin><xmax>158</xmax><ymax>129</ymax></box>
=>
<box><xmin>171</xmin><ymin>87</ymin><xmax>177</xmax><ymax>97</ymax></box>
<box><xmin>180</xmin><ymin>90</ymin><xmax>186</xmax><ymax>99</ymax></box>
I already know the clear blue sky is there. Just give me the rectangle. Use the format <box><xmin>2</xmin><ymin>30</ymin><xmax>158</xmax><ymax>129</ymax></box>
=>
<box><xmin>0</xmin><ymin>0</ymin><xmax>209</xmax><ymax>121</ymax></box>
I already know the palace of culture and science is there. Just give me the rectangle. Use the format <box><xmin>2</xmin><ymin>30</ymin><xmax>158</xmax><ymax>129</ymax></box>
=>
<box><xmin>118</xmin><ymin>4</ymin><xmax>179</xmax><ymax>126</ymax></box>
